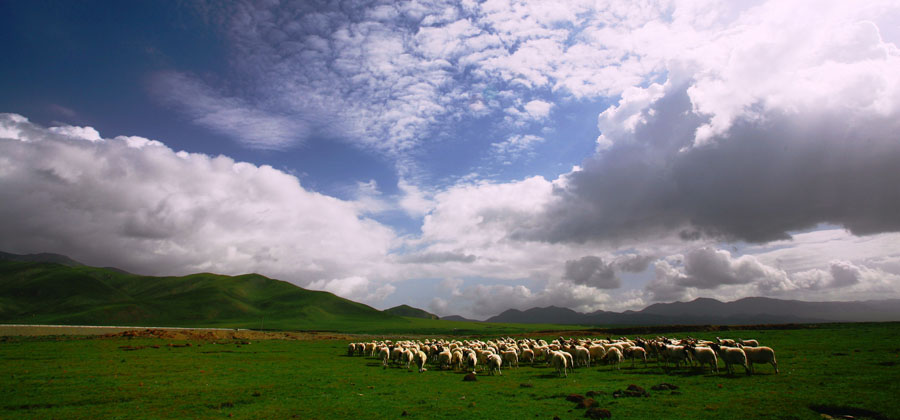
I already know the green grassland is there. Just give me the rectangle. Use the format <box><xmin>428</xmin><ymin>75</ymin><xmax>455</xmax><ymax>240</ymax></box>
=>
<box><xmin>2</xmin><ymin>323</ymin><xmax>898</xmax><ymax>419</ymax></box>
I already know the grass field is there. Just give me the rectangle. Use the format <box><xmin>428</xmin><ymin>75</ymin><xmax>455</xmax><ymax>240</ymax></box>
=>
<box><xmin>1</xmin><ymin>322</ymin><xmax>898</xmax><ymax>419</ymax></box>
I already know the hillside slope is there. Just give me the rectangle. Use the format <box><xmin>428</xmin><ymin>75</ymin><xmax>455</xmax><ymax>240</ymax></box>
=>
<box><xmin>0</xmin><ymin>259</ymin><xmax>398</xmax><ymax>330</ymax></box>
<box><xmin>384</xmin><ymin>304</ymin><xmax>439</xmax><ymax>319</ymax></box>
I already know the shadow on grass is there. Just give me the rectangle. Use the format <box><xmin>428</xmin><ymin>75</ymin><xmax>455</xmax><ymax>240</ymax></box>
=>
<box><xmin>531</xmin><ymin>373</ymin><xmax>567</xmax><ymax>379</ymax></box>
<box><xmin>809</xmin><ymin>404</ymin><xmax>891</xmax><ymax>420</ymax></box>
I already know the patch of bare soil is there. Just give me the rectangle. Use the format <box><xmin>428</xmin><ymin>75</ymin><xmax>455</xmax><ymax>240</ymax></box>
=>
<box><xmin>102</xmin><ymin>328</ymin><xmax>357</xmax><ymax>341</ymax></box>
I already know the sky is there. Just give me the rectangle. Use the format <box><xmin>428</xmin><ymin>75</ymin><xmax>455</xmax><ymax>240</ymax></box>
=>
<box><xmin>2</xmin><ymin>0</ymin><xmax>899</xmax><ymax>320</ymax></box>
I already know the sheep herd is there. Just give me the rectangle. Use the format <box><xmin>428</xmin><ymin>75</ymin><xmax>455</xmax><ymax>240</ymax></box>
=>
<box><xmin>346</xmin><ymin>335</ymin><xmax>778</xmax><ymax>377</ymax></box>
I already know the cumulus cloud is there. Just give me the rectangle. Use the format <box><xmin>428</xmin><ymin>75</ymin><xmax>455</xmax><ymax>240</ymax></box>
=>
<box><xmin>524</xmin><ymin>100</ymin><xmax>553</xmax><ymax>120</ymax></box>
<box><xmin>307</xmin><ymin>276</ymin><xmax>397</xmax><ymax>303</ymax></box>
<box><xmin>645</xmin><ymin>247</ymin><xmax>900</xmax><ymax>303</ymax></box>
<box><xmin>563</xmin><ymin>256</ymin><xmax>619</xmax><ymax>289</ymax></box>
<box><xmin>450</xmin><ymin>281</ymin><xmax>613</xmax><ymax>318</ymax></box>
<box><xmin>524</xmin><ymin>72</ymin><xmax>900</xmax><ymax>244</ymax></box>
<box><xmin>614</xmin><ymin>253</ymin><xmax>656</xmax><ymax>273</ymax></box>
<box><xmin>0</xmin><ymin>114</ymin><xmax>397</xmax><ymax>303</ymax></box>
<box><xmin>397</xmin><ymin>179</ymin><xmax>434</xmax><ymax>217</ymax></box>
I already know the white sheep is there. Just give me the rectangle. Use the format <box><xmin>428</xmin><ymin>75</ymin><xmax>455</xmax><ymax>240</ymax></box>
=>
<box><xmin>741</xmin><ymin>345</ymin><xmax>778</xmax><ymax>374</ymax></box>
<box><xmin>660</xmin><ymin>344</ymin><xmax>690</xmax><ymax>369</ymax></box>
<box><xmin>487</xmin><ymin>353</ymin><xmax>503</xmax><ymax>375</ymax></box>
<box><xmin>737</xmin><ymin>338</ymin><xmax>759</xmax><ymax>347</ymax></box>
<box><xmin>365</xmin><ymin>342</ymin><xmax>377</xmax><ymax>357</ymax></box>
<box><xmin>403</xmin><ymin>349</ymin><xmax>416</xmax><ymax>370</ymax></box>
<box><xmin>562</xmin><ymin>350</ymin><xmax>575</xmax><ymax>371</ymax></box>
<box><xmin>716</xmin><ymin>337</ymin><xmax>737</xmax><ymax>347</ymax></box>
<box><xmin>520</xmin><ymin>348</ymin><xmax>535</xmax><ymax>365</ymax></box>
<box><xmin>605</xmin><ymin>347</ymin><xmax>623</xmax><ymax>370</ymax></box>
<box><xmin>589</xmin><ymin>344</ymin><xmax>607</xmax><ymax>362</ymax></box>
<box><xmin>710</xmin><ymin>343</ymin><xmax>750</xmax><ymax>375</ymax></box>
<box><xmin>451</xmin><ymin>350</ymin><xmax>464</xmax><ymax>371</ymax></box>
<box><xmin>624</xmin><ymin>346</ymin><xmax>647</xmax><ymax>368</ymax></box>
<box><xmin>390</xmin><ymin>347</ymin><xmax>404</xmax><ymax>366</ymax></box>
<box><xmin>685</xmin><ymin>345</ymin><xmax>718</xmax><ymax>373</ymax></box>
<box><xmin>501</xmin><ymin>350</ymin><xmax>519</xmax><ymax>369</ymax></box>
<box><xmin>575</xmin><ymin>346</ymin><xmax>591</xmax><ymax>368</ymax></box>
<box><xmin>415</xmin><ymin>350</ymin><xmax>428</xmax><ymax>373</ymax></box>
<box><xmin>438</xmin><ymin>350</ymin><xmax>452</xmax><ymax>370</ymax></box>
<box><xmin>551</xmin><ymin>351</ymin><xmax>568</xmax><ymax>377</ymax></box>
<box><xmin>379</xmin><ymin>347</ymin><xmax>390</xmax><ymax>369</ymax></box>
<box><xmin>465</xmin><ymin>350</ymin><xmax>478</xmax><ymax>373</ymax></box>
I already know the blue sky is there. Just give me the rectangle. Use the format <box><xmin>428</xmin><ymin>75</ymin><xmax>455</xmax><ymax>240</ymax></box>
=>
<box><xmin>2</xmin><ymin>0</ymin><xmax>900</xmax><ymax>319</ymax></box>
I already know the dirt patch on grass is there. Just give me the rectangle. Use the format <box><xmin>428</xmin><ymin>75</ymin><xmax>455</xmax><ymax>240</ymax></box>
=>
<box><xmin>1</xmin><ymin>325</ymin><xmax>359</xmax><ymax>341</ymax></box>
<box><xmin>584</xmin><ymin>408</ymin><xmax>611</xmax><ymax>419</ymax></box>
<box><xmin>101</xmin><ymin>328</ymin><xmax>356</xmax><ymax>341</ymax></box>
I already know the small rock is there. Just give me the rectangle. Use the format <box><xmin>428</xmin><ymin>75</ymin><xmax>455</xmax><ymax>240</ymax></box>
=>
<box><xmin>566</xmin><ymin>394</ymin><xmax>586</xmax><ymax>403</ymax></box>
<box><xmin>463</xmin><ymin>373</ymin><xmax>477</xmax><ymax>382</ymax></box>
<box><xmin>576</xmin><ymin>398</ymin><xmax>598</xmax><ymax>409</ymax></box>
<box><xmin>519</xmin><ymin>383</ymin><xmax>534</xmax><ymax>388</ymax></box>
<box><xmin>626</xmin><ymin>385</ymin><xmax>647</xmax><ymax>396</ymax></box>
<box><xmin>401</xmin><ymin>410</ymin><xmax>408</xmax><ymax>416</ymax></box>
<box><xmin>651</xmin><ymin>383</ymin><xmax>678</xmax><ymax>391</ymax></box>
<box><xmin>584</xmin><ymin>407</ymin><xmax>612</xmax><ymax>419</ymax></box>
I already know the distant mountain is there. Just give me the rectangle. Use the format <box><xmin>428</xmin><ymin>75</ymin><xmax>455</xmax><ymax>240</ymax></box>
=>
<box><xmin>384</xmin><ymin>304</ymin><xmax>439</xmax><ymax>319</ymax></box>
<box><xmin>488</xmin><ymin>306</ymin><xmax>584</xmax><ymax>324</ymax></box>
<box><xmin>0</xmin><ymin>251</ymin><xmax>83</xmax><ymax>267</ymax></box>
<box><xmin>0</xmin><ymin>255</ymin><xmax>400</xmax><ymax>330</ymax></box>
<box><xmin>441</xmin><ymin>315</ymin><xmax>479</xmax><ymax>322</ymax></box>
<box><xmin>486</xmin><ymin>297</ymin><xmax>900</xmax><ymax>325</ymax></box>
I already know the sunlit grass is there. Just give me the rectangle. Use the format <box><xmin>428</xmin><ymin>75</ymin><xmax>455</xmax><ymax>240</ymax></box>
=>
<box><xmin>1</xmin><ymin>323</ymin><xmax>898</xmax><ymax>419</ymax></box>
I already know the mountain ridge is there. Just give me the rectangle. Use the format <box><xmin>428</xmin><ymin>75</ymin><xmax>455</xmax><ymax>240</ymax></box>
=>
<box><xmin>485</xmin><ymin>296</ymin><xmax>900</xmax><ymax>325</ymax></box>
<box><xmin>384</xmin><ymin>304</ymin><xmax>439</xmax><ymax>319</ymax></box>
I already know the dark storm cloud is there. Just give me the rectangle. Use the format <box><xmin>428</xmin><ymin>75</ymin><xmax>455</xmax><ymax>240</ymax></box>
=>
<box><xmin>519</xmin><ymin>83</ymin><xmax>900</xmax><ymax>245</ymax></box>
<box><xmin>563</xmin><ymin>256</ymin><xmax>620</xmax><ymax>289</ymax></box>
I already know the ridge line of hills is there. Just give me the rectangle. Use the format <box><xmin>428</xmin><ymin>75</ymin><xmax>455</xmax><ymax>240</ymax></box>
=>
<box><xmin>2</xmin><ymin>251</ymin><xmax>899</xmax><ymax>328</ymax></box>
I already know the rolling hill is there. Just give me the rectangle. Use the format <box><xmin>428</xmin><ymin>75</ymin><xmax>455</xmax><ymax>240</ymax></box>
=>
<box><xmin>383</xmin><ymin>304</ymin><xmax>439</xmax><ymax>319</ymax></box>
<box><xmin>0</xmin><ymin>257</ymin><xmax>399</xmax><ymax>330</ymax></box>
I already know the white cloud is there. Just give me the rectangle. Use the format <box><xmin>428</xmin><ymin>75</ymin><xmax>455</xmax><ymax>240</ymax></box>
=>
<box><xmin>491</xmin><ymin>134</ymin><xmax>544</xmax><ymax>162</ymax></box>
<box><xmin>48</xmin><ymin>125</ymin><xmax>102</xmax><ymax>142</ymax></box>
<box><xmin>151</xmin><ymin>72</ymin><xmax>307</xmax><ymax>150</ymax></box>
<box><xmin>0</xmin><ymin>114</ymin><xmax>397</xmax><ymax>303</ymax></box>
<box><xmin>397</xmin><ymin>179</ymin><xmax>435</xmax><ymax>217</ymax></box>
<box><xmin>523</xmin><ymin>99</ymin><xmax>553</xmax><ymax>120</ymax></box>
<box><xmin>645</xmin><ymin>247</ymin><xmax>900</xmax><ymax>303</ymax></box>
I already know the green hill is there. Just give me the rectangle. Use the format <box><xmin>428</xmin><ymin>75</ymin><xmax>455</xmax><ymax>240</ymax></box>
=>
<box><xmin>0</xmin><ymin>259</ymin><xmax>399</xmax><ymax>331</ymax></box>
<box><xmin>383</xmin><ymin>304</ymin><xmax>439</xmax><ymax>319</ymax></box>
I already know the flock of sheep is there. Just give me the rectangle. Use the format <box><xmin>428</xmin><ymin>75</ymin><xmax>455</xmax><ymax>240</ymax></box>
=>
<box><xmin>347</xmin><ymin>335</ymin><xmax>778</xmax><ymax>377</ymax></box>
